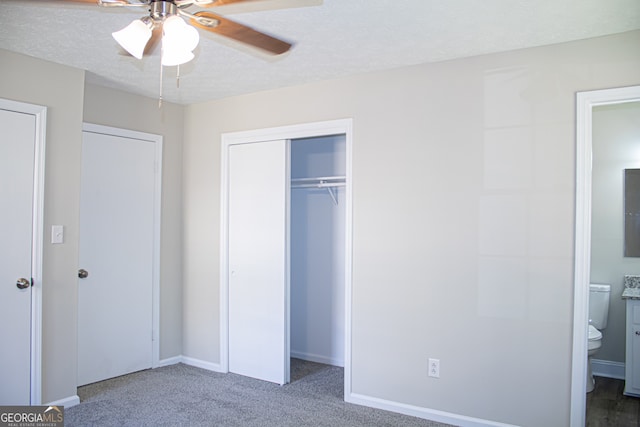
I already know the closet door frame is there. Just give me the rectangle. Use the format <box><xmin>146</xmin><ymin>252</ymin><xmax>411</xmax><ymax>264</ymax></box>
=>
<box><xmin>220</xmin><ymin>119</ymin><xmax>353</xmax><ymax>392</ymax></box>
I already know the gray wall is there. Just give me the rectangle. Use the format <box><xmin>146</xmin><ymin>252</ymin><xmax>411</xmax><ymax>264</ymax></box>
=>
<box><xmin>0</xmin><ymin>49</ymin><xmax>84</xmax><ymax>404</ymax></box>
<box><xmin>0</xmin><ymin>50</ymin><xmax>184</xmax><ymax>403</ymax></box>
<box><xmin>83</xmin><ymin>84</ymin><xmax>184</xmax><ymax>360</ymax></box>
<box><xmin>2</xmin><ymin>28</ymin><xmax>639</xmax><ymax>425</ymax></box>
<box><xmin>182</xmin><ymin>30</ymin><xmax>640</xmax><ymax>426</ymax></box>
<box><xmin>591</xmin><ymin>101</ymin><xmax>640</xmax><ymax>363</ymax></box>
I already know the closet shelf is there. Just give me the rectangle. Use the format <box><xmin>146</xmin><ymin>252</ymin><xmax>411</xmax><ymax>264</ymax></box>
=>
<box><xmin>291</xmin><ymin>176</ymin><xmax>346</xmax><ymax>189</ymax></box>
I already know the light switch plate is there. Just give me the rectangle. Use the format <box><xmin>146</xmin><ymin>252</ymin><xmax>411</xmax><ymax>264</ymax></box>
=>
<box><xmin>51</xmin><ymin>225</ymin><xmax>64</xmax><ymax>244</ymax></box>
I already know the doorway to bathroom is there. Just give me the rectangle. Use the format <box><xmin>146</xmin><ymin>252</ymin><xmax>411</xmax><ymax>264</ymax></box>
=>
<box><xmin>220</xmin><ymin>119</ymin><xmax>352</xmax><ymax>391</ymax></box>
<box><xmin>572</xmin><ymin>85</ymin><xmax>640</xmax><ymax>427</ymax></box>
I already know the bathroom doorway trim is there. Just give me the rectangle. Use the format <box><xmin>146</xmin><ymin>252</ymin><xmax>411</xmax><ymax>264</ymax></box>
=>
<box><xmin>572</xmin><ymin>84</ymin><xmax>640</xmax><ymax>427</ymax></box>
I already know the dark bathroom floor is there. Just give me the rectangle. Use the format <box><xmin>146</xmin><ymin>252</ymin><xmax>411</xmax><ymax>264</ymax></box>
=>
<box><xmin>586</xmin><ymin>376</ymin><xmax>640</xmax><ymax>426</ymax></box>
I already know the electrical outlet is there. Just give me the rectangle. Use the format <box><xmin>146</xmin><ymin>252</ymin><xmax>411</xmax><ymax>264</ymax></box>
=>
<box><xmin>428</xmin><ymin>358</ymin><xmax>440</xmax><ymax>378</ymax></box>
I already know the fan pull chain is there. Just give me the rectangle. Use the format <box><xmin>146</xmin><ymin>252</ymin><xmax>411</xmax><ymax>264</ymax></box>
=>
<box><xmin>158</xmin><ymin>63</ymin><xmax>164</xmax><ymax>109</ymax></box>
<box><xmin>176</xmin><ymin>65</ymin><xmax>181</xmax><ymax>89</ymax></box>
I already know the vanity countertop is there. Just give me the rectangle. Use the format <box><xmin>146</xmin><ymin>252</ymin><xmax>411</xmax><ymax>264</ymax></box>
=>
<box><xmin>623</xmin><ymin>275</ymin><xmax>640</xmax><ymax>299</ymax></box>
<box><xmin>622</xmin><ymin>287</ymin><xmax>640</xmax><ymax>299</ymax></box>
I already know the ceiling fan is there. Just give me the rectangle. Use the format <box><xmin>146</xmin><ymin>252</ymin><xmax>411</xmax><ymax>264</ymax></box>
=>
<box><xmin>66</xmin><ymin>0</ymin><xmax>294</xmax><ymax>66</ymax></box>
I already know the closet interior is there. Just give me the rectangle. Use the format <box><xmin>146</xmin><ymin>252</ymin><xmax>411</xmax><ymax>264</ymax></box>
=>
<box><xmin>290</xmin><ymin>134</ymin><xmax>346</xmax><ymax>369</ymax></box>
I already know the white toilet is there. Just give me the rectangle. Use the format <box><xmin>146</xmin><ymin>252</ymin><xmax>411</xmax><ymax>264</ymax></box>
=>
<box><xmin>587</xmin><ymin>283</ymin><xmax>611</xmax><ymax>393</ymax></box>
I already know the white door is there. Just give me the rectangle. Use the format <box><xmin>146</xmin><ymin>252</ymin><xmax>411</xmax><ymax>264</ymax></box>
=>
<box><xmin>77</xmin><ymin>127</ymin><xmax>158</xmax><ymax>386</ymax></box>
<box><xmin>0</xmin><ymin>108</ymin><xmax>36</xmax><ymax>404</ymax></box>
<box><xmin>228</xmin><ymin>140</ymin><xmax>290</xmax><ymax>384</ymax></box>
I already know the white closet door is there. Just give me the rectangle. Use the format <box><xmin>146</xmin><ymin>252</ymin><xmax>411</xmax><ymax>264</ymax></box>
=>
<box><xmin>228</xmin><ymin>140</ymin><xmax>289</xmax><ymax>385</ymax></box>
<box><xmin>0</xmin><ymin>108</ymin><xmax>35</xmax><ymax>404</ymax></box>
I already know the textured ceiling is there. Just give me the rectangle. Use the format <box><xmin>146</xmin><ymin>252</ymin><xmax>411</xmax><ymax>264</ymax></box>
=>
<box><xmin>1</xmin><ymin>0</ymin><xmax>639</xmax><ymax>105</ymax></box>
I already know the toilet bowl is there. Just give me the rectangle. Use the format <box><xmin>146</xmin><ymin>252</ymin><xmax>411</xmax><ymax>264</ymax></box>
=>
<box><xmin>587</xmin><ymin>324</ymin><xmax>603</xmax><ymax>392</ymax></box>
<box><xmin>587</xmin><ymin>284</ymin><xmax>610</xmax><ymax>393</ymax></box>
<box><xmin>588</xmin><ymin>325</ymin><xmax>602</xmax><ymax>355</ymax></box>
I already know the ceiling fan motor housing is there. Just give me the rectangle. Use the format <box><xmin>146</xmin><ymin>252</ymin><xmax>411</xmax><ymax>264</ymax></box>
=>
<box><xmin>150</xmin><ymin>0</ymin><xmax>177</xmax><ymax>20</ymax></box>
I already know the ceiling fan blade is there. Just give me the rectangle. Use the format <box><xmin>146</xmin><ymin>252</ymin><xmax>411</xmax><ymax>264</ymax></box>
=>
<box><xmin>98</xmin><ymin>0</ymin><xmax>150</xmax><ymax>6</ymax></box>
<box><xmin>195</xmin><ymin>0</ymin><xmax>322</xmax><ymax>11</ymax></box>
<box><xmin>199</xmin><ymin>0</ymin><xmax>262</xmax><ymax>6</ymax></box>
<box><xmin>45</xmin><ymin>0</ymin><xmax>149</xmax><ymax>5</ymax></box>
<box><xmin>174</xmin><ymin>0</ymin><xmax>253</xmax><ymax>9</ymax></box>
<box><xmin>39</xmin><ymin>0</ymin><xmax>98</xmax><ymax>3</ymax></box>
<box><xmin>190</xmin><ymin>11</ymin><xmax>292</xmax><ymax>55</ymax></box>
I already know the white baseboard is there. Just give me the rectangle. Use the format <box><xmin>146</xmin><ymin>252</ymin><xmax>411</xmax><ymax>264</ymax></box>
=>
<box><xmin>157</xmin><ymin>356</ymin><xmax>182</xmax><ymax>368</ymax></box>
<box><xmin>46</xmin><ymin>394</ymin><xmax>80</xmax><ymax>408</ymax></box>
<box><xmin>591</xmin><ymin>358</ymin><xmax>625</xmax><ymax>380</ymax></box>
<box><xmin>346</xmin><ymin>393</ymin><xmax>517</xmax><ymax>427</ymax></box>
<box><xmin>64</xmin><ymin>355</ymin><xmax>520</xmax><ymax>426</ymax></box>
<box><xmin>181</xmin><ymin>356</ymin><xmax>224</xmax><ymax>373</ymax></box>
<box><xmin>290</xmin><ymin>350</ymin><xmax>344</xmax><ymax>367</ymax></box>
<box><xmin>156</xmin><ymin>355</ymin><xmax>224</xmax><ymax>373</ymax></box>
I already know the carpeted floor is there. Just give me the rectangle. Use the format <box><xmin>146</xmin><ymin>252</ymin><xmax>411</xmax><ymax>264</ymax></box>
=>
<box><xmin>65</xmin><ymin>359</ymin><xmax>456</xmax><ymax>426</ymax></box>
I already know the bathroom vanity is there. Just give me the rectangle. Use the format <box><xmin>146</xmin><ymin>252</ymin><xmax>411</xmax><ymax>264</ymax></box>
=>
<box><xmin>623</xmin><ymin>277</ymin><xmax>640</xmax><ymax>397</ymax></box>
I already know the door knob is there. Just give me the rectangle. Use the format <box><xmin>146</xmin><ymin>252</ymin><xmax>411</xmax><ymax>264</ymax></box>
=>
<box><xmin>16</xmin><ymin>278</ymin><xmax>30</xmax><ymax>289</ymax></box>
<box><xmin>78</xmin><ymin>269</ymin><xmax>89</xmax><ymax>279</ymax></box>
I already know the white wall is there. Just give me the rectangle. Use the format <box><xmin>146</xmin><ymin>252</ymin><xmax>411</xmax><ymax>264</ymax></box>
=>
<box><xmin>182</xmin><ymin>30</ymin><xmax>640</xmax><ymax>426</ymax></box>
<box><xmin>591</xmin><ymin>101</ymin><xmax>640</xmax><ymax>363</ymax></box>
<box><xmin>290</xmin><ymin>135</ymin><xmax>346</xmax><ymax>366</ymax></box>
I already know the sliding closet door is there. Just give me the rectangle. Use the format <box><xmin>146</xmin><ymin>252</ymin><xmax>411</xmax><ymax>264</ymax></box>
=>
<box><xmin>228</xmin><ymin>140</ymin><xmax>289</xmax><ymax>385</ymax></box>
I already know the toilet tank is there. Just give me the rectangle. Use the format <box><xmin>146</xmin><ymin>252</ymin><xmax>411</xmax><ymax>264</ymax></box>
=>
<box><xmin>589</xmin><ymin>284</ymin><xmax>611</xmax><ymax>329</ymax></box>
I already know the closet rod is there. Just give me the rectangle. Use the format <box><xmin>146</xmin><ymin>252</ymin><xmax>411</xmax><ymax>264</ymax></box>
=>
<box><xmin>290</xmin><ymin>176</ymin><xmax>345</xmax><ymax>189</ymax></box>
<box><xmin>291</xmin><ymin>176</ymin><xmax>345</xmax><ymax>205</ymax></box>
<box><xmin>290</xmin><ymin>182</ymin><xmax>346</xmax><ymax>189</ymax></box>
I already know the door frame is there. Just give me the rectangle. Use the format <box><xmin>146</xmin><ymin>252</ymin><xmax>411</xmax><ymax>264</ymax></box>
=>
<box><xmin>571</xmin><ymin>85</ymin><xmax>640</xmax><ymax>427</ymax></box>
<box><xmin>81</xmin><ymin>123</ymin><xmax>162</xmax><ymax>368</ymax></box>
<box><xmin>220</xmin><ymin>119</ymin><xmax>353</xmax><ymax>391</ymax></box>
<box><xmin>0</xmin><ymin>98</ymin><xmax>47</xmax><ymax>404</ymax></box>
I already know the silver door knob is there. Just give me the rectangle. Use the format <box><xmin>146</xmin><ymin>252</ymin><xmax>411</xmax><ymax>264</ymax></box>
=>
<box><xmin>78</xmin><ymin>269</ymin><xmax>89</xmax><ymax>279</ymax></box>
<box><xmin>16</xmin><ymin>278</ymin><xmax>30</xmax><ymax>289</ymax></box>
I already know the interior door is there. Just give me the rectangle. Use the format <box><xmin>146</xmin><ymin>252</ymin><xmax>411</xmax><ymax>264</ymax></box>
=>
<box><xmin>77</xmin><ymin>128</ymin><xmax>156</xmax><ymax>386</ymax></box>
<box><xmin>228</xmin><ymin>140</ymin><xmax>290</xmax><ymax>384</ymax></box>
<box><xmin>0</xmin><ymin>108</ymin><xmax>36</xmax><ymax>404</ymax></box>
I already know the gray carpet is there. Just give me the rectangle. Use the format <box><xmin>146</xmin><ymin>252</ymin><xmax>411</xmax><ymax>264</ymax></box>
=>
<box><xmin>65</xmin><ymin>359</ymin><xmax>456</xmax><ymax>427</ymax></box>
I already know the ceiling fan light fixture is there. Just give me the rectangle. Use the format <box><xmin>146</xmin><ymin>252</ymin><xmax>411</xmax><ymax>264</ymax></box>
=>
<box><xmin>161</xmin><ymin>47</ymin><xmax>195</xmax><ymax>67</ymax></box>
<box><xmin>112</xmin><ymin>18</ymin><xmax>153</xmax><ymax>60</ymax></box>
<box><xmin>161</xmin><ymin>15</ymin><xmax>199</xmax><ymax>66</ymax></box>
<box><xmin>163</xmin><ymin>15</ymin><xmax>200</xmax><ymax>52</ymax></box>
